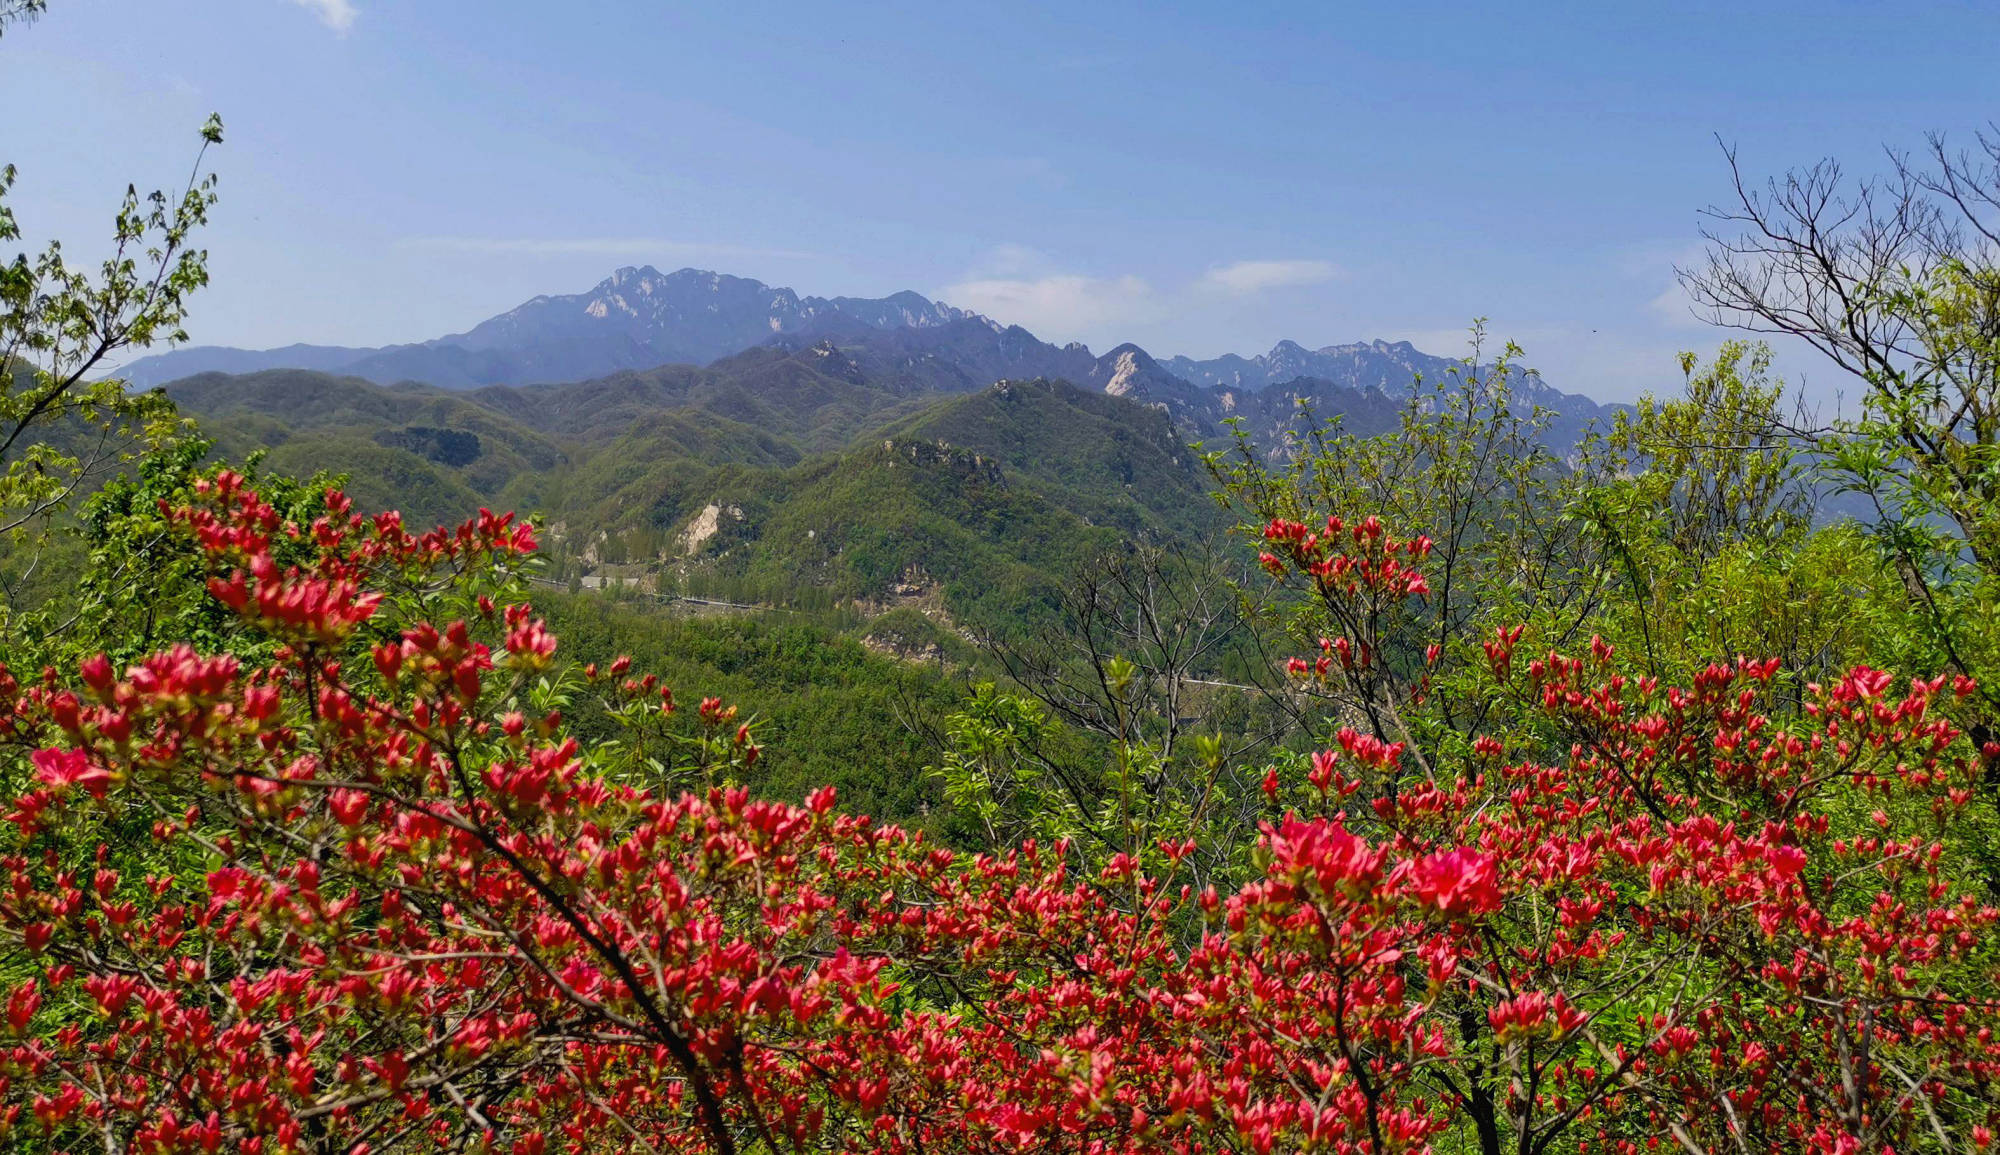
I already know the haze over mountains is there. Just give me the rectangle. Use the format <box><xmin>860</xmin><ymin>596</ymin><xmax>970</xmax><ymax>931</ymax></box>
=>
<box><xmin>119</xmin><ymin>266</ymin><xmax>1614</xmax><ymax>437</ymax></box>
<box><xmin>120</xmin><ymin>268</ymin><xmax>983</xmax><ymax>391</ymax></box>
<box><xmin>135</xmin><ymin>264</ymin><xmax>1627</xmax><ymax>640</ymax></box>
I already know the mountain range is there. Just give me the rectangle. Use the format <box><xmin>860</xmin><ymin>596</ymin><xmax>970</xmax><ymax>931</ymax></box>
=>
<box><xmin>117</xmin><ymin>266</ymin><xmax>1612</xmax><ymax>438</ymax></box>
<box><xmin>129</xmin><ymin>266</ymin><xmax>1625</xmax><ymax>641</ymax></box>
<box><xmin>1170</xmin><ymin>339</ymin><xmax>1484</xmax><ymax>394</ymax></box>
<box><xmin>118</xmin><ymin>268</ymin><xmax>983</xmax><ymax>391</ymax></box>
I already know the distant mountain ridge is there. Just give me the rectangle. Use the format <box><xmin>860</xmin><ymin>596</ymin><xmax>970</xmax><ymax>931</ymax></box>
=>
<box><xmin>1168</xmin><ymin>339</ymin><xmax>1453</xmax><ymax>393</ymax></box>
<box><xmin>159</xmin><ymin>322</ymin><xmax>1617</xmax><ymax>639</ymax></box>
<box><xmin>117</xmin><ymin>267</ymin><xmax>989</xmax><ymax>390</ymax></box>
<box><xmin>116</xmin><ymin>266</ymin><xmax>1616</xmax><ymax>441</ymax></box>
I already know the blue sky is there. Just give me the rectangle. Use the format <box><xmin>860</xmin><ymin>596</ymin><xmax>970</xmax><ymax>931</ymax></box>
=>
<box><xmin>4</xmin><ymin>0</ymin><xmax>1996</xmax><ymax>402</ymax></box>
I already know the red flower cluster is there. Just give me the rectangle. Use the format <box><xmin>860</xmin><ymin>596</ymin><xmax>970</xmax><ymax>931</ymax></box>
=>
<box><xmin>1261</xmin><ymin>514</ymin><xmax>1432</xmax><ymax>599</ymax></box>
<box><xmin>0</xmin><ymin>487</ymin><xmax>1994</xmax><ymax>1154</ymax></box>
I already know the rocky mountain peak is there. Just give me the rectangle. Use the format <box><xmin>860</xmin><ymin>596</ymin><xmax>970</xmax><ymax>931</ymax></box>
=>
<box><xmin>115</xmin><ymin>267</ymin><xmax>1606</xmax><ymax>450</ymax></box>
<box><xmin>605</xmin><ymin>264</ymin><xmax>664</xmax><ymax>287</ymax></box>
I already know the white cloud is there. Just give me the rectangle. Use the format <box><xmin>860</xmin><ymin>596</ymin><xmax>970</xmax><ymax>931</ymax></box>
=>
<box><xmin>1200</xmin><ymin>258</ymin><xmax>1339</xmax><ymax>295</ymax></box>
<box><xmin>973</xmin><ymin>244</ymin><xmax>1055</xmax><ymax>278</ymax></box>
<box><xmin>1612</xmin><ymin>239</ymin><xmax>1707</xmax><ymax>279</ymax></box>
<box><xmin>1609</xmin><ymin>240</ymin><xmax>1711</xmax><ymax>330</ymax></box>
<box><xmin>290</xmin><ymin>0</ymin><xmax>358</xmax><ymax>33</ymax></box>
<box><xmin>935</xmin><ymin>251</ymin><xmax>1350</xmax><ymax>348</ymax></box>
<box><xmin>937</xmin><ymin>274</ymin><xmax>1157</xmax><ymax>343</ymax></box>
<box><xmin>935</xmin><ymin>251</ymin><xmax>1344</xmax><ymax>349</ymax></box>
<box><xmin>1646</xmin><ymin>281</ymin><xmax>1706</xmax><ymax>329</ymax></box>
<box><xmin>396</xmin><ymin>236</ymin><xmax>817</xmax><ymax>261</ymax></box>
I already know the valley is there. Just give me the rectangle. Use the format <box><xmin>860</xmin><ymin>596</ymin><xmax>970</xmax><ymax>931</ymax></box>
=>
<box><xmin>148</xmin><ymin>265</ymin><xmax>1622</xmax><ymax>646</ymax></box>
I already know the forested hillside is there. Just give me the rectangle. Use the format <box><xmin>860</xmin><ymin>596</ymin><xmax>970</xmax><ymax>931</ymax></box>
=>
<box><xmin>11</xmin><ymin>2</ymin><xmax>2000</xmax><ymax>1151</ymax></box>
<box><xmin>159</xmin><ymin>367</ymin><xmax>1222</xmax><ymax>637</ymax></box>
<box><xmin>145</xmin><ymin>291</ymin><xmax>1626</xmax><ymax>653</ymax></box>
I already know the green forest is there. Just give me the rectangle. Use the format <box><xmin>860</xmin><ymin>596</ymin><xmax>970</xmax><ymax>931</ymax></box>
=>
<box><xmin>8</xmin><ymin>1</ymin><xmax>2000</xmax><ymax>1151</ymax></box>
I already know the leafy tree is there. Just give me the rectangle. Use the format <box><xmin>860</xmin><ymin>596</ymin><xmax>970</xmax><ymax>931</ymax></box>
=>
<box><xmin>8</xmin><ymin>438</ymin><xmax>339</xmax><ymax>669</ymax></box>
<box><xmin>1203</xmin><ymin>331</ymin><xmax>1597</xmax><ymax>775</ymax></box>
<box><xmin>0</xmin><ymin>116</ymin><xmax>222</xmax><ymax>534</ymax></box>
<box><xmin>3</xmin><ymin>481</ymin><xmax>1997</xmax><ymax>1154</ymax></box>
<box><xmin>1683</xmin><ymin>129</ymin><xmax>2000</xmax><ymax>727</ymax></box>
<box><xmin>1572</xmin><ymin>342</ymin><xmax>1904</xmax><ymax>707</ymax></box>
<box><xmin>944</xmin><ymin>538</ymin><xmax>1299</xmax><ymax>883</ymax></box>
<box><xmin>3</xmin><ymin>12</ymin><xmax>1995</xmax><ymax>1146</ymax></box>
<box><xmin>0</xmin><ymin>8</ymin><xmax>224</xmax><ymax>643</ymax></box>
<box><xmin>1587</xmin><ymin>343</ymin><xmax>1809</xmax><ymax>568</ymax></box>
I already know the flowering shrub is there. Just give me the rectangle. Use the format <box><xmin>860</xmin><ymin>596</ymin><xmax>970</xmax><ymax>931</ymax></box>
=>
<box><xmin>0</xmin><ymin>480</ymin><xmax>1996</xmax><ymax>1154</ymax></box>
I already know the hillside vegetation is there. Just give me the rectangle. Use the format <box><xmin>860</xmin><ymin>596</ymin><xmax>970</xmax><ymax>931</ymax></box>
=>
<box><xmin>14</xmin><ymin>91</ymin><xmax>2000</xmax><ymax>1152</ymax></box>
<box><xmin>162</xmin><ymin>353</ymin><xmax>1248</xmax><ymax>644</ymax></box>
